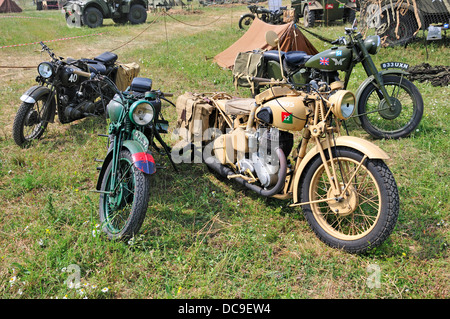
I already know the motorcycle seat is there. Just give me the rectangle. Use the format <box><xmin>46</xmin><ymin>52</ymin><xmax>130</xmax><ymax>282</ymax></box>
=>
<box><xmin>222</xmin><ymin>98</ymin><xmax>256</xmax><ymax>115</ymax></box>
<box><xmin>94</xmin><ymin>52</ymin><xmax>118</xmax><ymax>66</ymax></box>
<box><xmin>284</xmin><ymin>51</ymin><xmax>312</xmax><ymax>66</ymax></box>
<box><xmin>263</xmin><ymin>50</ymin><xmax>285</xmax><ymax>63</ymax></box>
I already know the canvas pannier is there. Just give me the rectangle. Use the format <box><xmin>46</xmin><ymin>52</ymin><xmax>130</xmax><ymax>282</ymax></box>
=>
<box><xmin>115</xmin><ymin>62</ymin><xmax>140</xmax><ymax>91</ymax></box>
<box><xmin>175</xmin><ymin>92</ymin><xmax>215</xmax><ymax>144</ymax></box>
<box><xmin>232</xmin><ymin>50</ymin><xmax>264</xmax><ymax>94</ymax></box>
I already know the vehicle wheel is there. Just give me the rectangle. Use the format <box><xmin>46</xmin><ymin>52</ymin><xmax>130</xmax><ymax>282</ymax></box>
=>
<box><xmin>238</xmin><ymin>14</ymin><xmax>255</xmax><ymax>30</ymax></box>
<box><xmin>12</xmin><ymin>94</ymin><xmax>53</xmax><ymax>147</ymax></box>
<box><xmin>99</xmin><ymin>149</ymin><xmax>151</xmax><ymax>240</ymax></box>
<box><xmin>377</xmin><ymin>10</ymin><xmax>418</xmax><ymax>46</ymax></box>
<box><xmin>112</xmin><ymin>15</ymin><xmax>128</xmax><ymax>24</ymax></box>
<box><xmin>303</xmin><ymin>6</ymin><xmax>315</xmax><ymax>28</ymax></box>
<box><xmin>83</xmin><ymin>7</ymin><xmax>103</xmax><ymax>28</ymax></box>
<box><xmin>343</xmin><ymin>8</ymin><xmax>356</xmax><ymax>24</ymax></box>
<box><xmin>299</xmin><ymin>147</ymin><xmax>399</xmax><ymax>254</ymax></box>
<box><xmin>358</xmin><ymin>75</ymin><xmax>424</xmax><ymax>139</ymax></box>
<box><xmin>128</xmin><ymin>4</ymin><xmax>147</xmax><ymax>25</ymax></box>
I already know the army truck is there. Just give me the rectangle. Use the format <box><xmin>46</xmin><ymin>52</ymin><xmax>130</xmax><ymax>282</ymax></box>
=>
<box><xmin>63</xmin><ymin>0</ymin><xmax>148</xmax><ymax>28</ymax></box>
<box><xmin>292</xmin><ymin>0</ymin><xmax>358</xmax><ymax>27</ymax></box>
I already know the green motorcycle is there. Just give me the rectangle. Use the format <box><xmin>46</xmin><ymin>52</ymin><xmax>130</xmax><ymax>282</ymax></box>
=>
<box><xmin>258</xmin><ymin>25</ymin><xmax>424</xmax><ymax>139</ymax></box>
<box><xmin>86</xmin><ymin>74</ymin><xmax>175</xmax><ymax>240</ymax></box>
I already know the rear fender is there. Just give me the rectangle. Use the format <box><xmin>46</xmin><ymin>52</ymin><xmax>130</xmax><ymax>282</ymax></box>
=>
<box><xmin>20</xmin><ymin>85</ymin><xmax>56</xmax><ymax>123</ymax></box>
<box><xmin>292</xmin><ymin>136</ymin><xmax>389</xmax><ymax>202</ymax></box>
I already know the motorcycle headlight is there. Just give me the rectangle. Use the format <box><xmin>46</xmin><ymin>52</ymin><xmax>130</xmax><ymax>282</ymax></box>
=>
<box><xmin>38</xmin><ymin>62</ymin><xmax>54</xmax><ymax>78</ymax></box>
<box><xmin>129</xmin><ymin>100</ymin><xmax>154</xmax><ymax>126</ymax></box>
<box><xmin>364</xmin><ymin>35</ymin><xmax>381</xmax><ymax>55</ymax></box>
<box><xmin>329</xmin><ymin>90</ymin><xmax>355</xmax><ymax>120</ymax></box>
<box><xmin>107</xmin><ymin>94</ymin><xmax>124</xmax><ymax>124</ymax></box>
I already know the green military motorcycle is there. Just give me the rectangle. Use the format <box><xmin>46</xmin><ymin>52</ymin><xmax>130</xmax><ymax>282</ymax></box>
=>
<box><xmin>77</xmin><ymin>72</ymin><xmax>175</xmax><ymax>240</ymax></box>
<box><xmin>257</xmin><ymin>25</ymin><xmax>424</xmax><ymax>139</ymax></box>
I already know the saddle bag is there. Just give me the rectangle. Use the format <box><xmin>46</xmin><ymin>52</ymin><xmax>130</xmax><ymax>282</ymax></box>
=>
<box><xmin>115</xmin><ymin>62</ymin><xmax>140</xmax><ymax>91</ymax></box>
<box><xmin>232</xmin><ymin>50</ymin><xmax>264</xmax><ymax>94</ymax></box>
<box><xmin>175</xmin><ymin>92</ymin><xmax>215</xmax><ymax>144</ymax></box>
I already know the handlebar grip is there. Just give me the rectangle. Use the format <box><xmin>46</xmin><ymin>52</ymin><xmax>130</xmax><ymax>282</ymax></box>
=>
<box><xmin>71</xmin><ymin>69</ymin><xmax>92</xmax><ymax>78</ymax></box>
<box><xmin>163</xmin><ymin>93</ymin><xmax>173</xmax><ymax>97</ymax></box>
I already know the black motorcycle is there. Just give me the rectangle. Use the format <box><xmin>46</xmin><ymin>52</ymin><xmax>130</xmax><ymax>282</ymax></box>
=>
<box><xmin>12</xmin><ymin>42</ymin><xmax>119</xmax><ymax>147</ymax></box>
<box><xmin>239</xmin><ymin>5</ymin><xmax>287</xmax><ymax>30</ymax></box>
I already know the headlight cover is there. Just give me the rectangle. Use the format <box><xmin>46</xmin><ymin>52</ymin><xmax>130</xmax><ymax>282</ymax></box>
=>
<box><xmin>129</xmin><ymin>100</ymin><xmax>154</xmax><ymax>126</ymax></box>
<box><xmin>107</xmin><ymin>94</ymin><xmax>124</xmax><ymax>123</ymax></box>
<box><xmin>364</xmin><ymin>35</ymin><xmax>381</xmax><ymax>55</ymax></box>
<box><xmin>38</xmin><ymin>62</ymin><xmax>54</xmax><ymax>78</ymax></box>
<box><xmin>329</xmin><ymin>90</ymin><xmax>356</xmax><ymax>120</ymax></box>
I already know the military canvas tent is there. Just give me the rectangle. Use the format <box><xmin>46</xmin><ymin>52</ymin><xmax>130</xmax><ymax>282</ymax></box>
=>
<box><xmin>0</xmin><ymin>0</ymin><xmax>22</xmax><ymax>13</ymax></box>
<box><xmin>214</xmin><ymin>18</ymin><xmax>318</xmax><ymax>69</ymax></box>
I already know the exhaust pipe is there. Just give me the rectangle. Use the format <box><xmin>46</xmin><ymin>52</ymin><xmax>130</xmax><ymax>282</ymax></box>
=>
<box><xmin>205</xmin><ymin>148</ymin><xmax>287</xmax><ymax>197</ymax></box>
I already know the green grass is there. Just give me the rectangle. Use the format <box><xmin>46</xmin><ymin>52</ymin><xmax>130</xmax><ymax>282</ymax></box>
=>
<box><xmin>0</xmin><ymin>4</ymin><xmax>448</xmax><ymax>299</ymax></box>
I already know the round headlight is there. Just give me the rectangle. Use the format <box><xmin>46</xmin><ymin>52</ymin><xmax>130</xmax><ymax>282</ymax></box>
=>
<box><xmin>364</xmin><ymin>35</ymin><xmax>381</xmax><ymax>55</ymax></box>
<box><xmin>38</xmin><ymin>62</ymin><xmax>54</xmax><ymax>78</ymax></box>
<box><xmin>129</xmin><ymin>100</ymin><xmax>154</xmax><ymax>126</ymax></box>
<box><xmin>107</xmin><ymin>94</ymin><xmax>124</xmax><ymax>123</ymax></box>
<box><xmin>329</xmin><ymin>90</ymin><xmax>355</xmax><ymax>120</ymax></box>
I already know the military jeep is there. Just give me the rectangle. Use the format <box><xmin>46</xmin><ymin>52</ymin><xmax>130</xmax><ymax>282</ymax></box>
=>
<box><xmin>63</xmin><ymin>0</ymin><xmax>149</xmax><ymax>28</ymax></box>
<box><xmin>292</xmin><ymin>0</ymin><xmax>358</xmax><ymax>27</ymax></box>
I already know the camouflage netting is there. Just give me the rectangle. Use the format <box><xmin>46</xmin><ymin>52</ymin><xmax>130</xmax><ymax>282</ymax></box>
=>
<box><xmin>360</xmin><ymin>0</ymin><xmax>450</xmax><ymax>47</ymax></box>
<box><xmin>408</xmin><ymin>63</ymin><xmax>450</xmax><ymax>86</ymax></box>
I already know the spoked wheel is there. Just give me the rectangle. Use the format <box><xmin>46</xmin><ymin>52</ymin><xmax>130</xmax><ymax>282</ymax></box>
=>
<box><xmin>99</xmin><ymin>149</ymin><xmax>150</xmax><ymax>240</ymax></box>
<box><xmin>12</xmin><ymin>94</ymin><xmax>53</xmax><ymax>147</ymax></box>
<box><xmin>239</xmin><ymin>14</ymin><xmax>255</xmax><ymax>30</ymax></box>
<box><xmin>358</xmin><ymin>75</ymin><xmax>423</xmax><ymax>139</ymax></box>
<box><xmin>299</xmin><ymin>147</ymin><xmax>399</xmax><ymax>254</ymax></box>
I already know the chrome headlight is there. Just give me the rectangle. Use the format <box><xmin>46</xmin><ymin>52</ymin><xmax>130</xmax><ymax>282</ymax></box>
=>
<box><xmin>129</xmin><ymin>100</ymin><xmax>154</xmax><ymax>126</ymax></box>
<box><xmin>38</xmin><ymin>62</ymin><xmax>54</xmax><ymax>78</ymax></box>
<box><xmin>364</xmin><ymin>35</ymin><xmax>381</xmax><ymax>55</ymax></box>
<box><xmin>329</xmin><ymin>90</ymin><xmax>355</xmax><ymax>120</ymax></box>
<box><xmin>107</xmin><ymin>94</ymin><xmax>124</xmax><ymax>123</ymax></box>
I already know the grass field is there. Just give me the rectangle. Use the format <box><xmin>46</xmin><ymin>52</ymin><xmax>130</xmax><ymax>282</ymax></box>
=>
<box><xmin>0</xmin><ymin>2</ymin><xmax>448</xmax><ymax>299</ymax></box>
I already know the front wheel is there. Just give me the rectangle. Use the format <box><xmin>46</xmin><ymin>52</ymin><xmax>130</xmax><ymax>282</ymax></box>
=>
<box><xmin>83</xmin><ymin>7</ymin><xmax>103</xmax><ymax>28</ymax></box>
<box><xmin>299</xmin><ymin>147</ymin><xmax>399</xmax><ymax>254</ymax></box>
<box><xmin>239</xmin><ymin>14</ymin><xmax>255</xmax><ymax>30</ymax></box>
<box><xmin>99</xmin><ymin>149</ymin><xmax>151</xmax><ymax>240</ymax></box>
<box><xmin>303</xmin><ymin>6</ymin><xmax>315</xmax><ymax>28</ymax></box>
<box><xmin>12</xmin><ymin>94</ymin><xmax>53</xmax><ymax>147</ymax></box>
<box><xmin>358</xmin><ymin>75</ymin><xmax>424</xmax><ymax>139</ymax></box>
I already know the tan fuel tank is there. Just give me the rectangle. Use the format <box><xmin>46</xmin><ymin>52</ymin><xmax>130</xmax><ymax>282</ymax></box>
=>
<box><xmin>256</xmin><ymin>96</ymin><xmax>308</xmax><ymax>131</ymax></box>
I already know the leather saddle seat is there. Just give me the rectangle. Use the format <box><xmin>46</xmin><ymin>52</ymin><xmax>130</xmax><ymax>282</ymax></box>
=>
<box><xmin>215</xmin><ymin>98</ymin><xmax>256</xmax><ymax>116</ymax></box>
<box><xmin>94</xmin><ymin>52</ymin><xmax>118</xmax><ymax>66</ymax></box>
<box><xmin>263</xmin><ymin>50</ymin><xmax>311</xmax><ymax>67</ymax></box>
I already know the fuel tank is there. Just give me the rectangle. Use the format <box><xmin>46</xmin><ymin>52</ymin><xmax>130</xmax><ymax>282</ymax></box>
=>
<box><xmin>305</xmin><ymin>46</ymin><xmax>352</xmax><ymax>71</ymax></box>
<box><xmin>256</xmin><ymin>96</ymin><xmax>308</xmax><ymax>131</ymax></box>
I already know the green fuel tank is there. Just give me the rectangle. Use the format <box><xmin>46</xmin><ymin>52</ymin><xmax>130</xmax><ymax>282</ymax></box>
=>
<box><xmin>305</xmin><ymin>46</ymin><xmax>352</xmax><ymax>71</ymax></box>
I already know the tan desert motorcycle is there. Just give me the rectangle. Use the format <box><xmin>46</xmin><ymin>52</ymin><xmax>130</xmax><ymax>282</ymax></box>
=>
<box><xmin>176</xmin><ymin>32</ymin><xmax>399</xmax><ymax>254</ymax></box>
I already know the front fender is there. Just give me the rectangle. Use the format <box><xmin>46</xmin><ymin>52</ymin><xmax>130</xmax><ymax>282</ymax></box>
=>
<box><xmin>96</xmin><ymin>140</ymin><xmax>156</xmax><ymax>191</ymax></box>
<box><xmin>20</xmin><ymin>85</ymin><xmax>56</xmax><ymax>123</ymax></box>
<box><xmin>123</xmin><ymin>140</ymin><xmax>156</xmax><ymax>175</ymax></box>
<box><xmin>292</xmin><ymin>136</ymin><xmax>389</xmax><ymax>202</ymax></box>
<box><xmin>355</xmin><ymin>69</ymin><xmax>409</xmax><ymax>108</ymax></box>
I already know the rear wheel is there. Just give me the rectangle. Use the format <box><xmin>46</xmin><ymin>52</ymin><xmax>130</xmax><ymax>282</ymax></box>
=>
<box><xmin>99</xmin><ymin>149</ymin><xmax>151</xmax><ymax>240</ymax></box>
<box><xmin>299</xmin><ymin>147</ymin><xmax>399</xmax><ymax>253</ymax></box>
<box><xmin>83</xmin><ymin>7</ymin><xmax>103</xmax><ymax>28</ymax></box>
<box><xmin>303</xmin><ymin>6</ymin><xmax>315</xmax><ymax>28</ymax></box>
<box><xmin>238</xmin><ymin>14</ymin><xmax>255</xmax><ymax>30</ymax></box>
<box><xmin>128</xmin><ymin>4</ymin><xmax>147</xmax><ymax>24</ymax></box>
